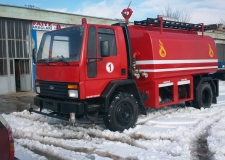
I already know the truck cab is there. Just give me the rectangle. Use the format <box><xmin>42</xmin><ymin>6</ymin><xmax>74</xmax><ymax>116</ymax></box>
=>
<box><xmin>33</xmin><ymin>23</ymin><xmax>144</xmax><ymax>131</ymax></box>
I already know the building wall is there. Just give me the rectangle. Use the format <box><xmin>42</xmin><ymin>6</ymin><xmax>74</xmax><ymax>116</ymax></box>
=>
<box><xmin>0</xmin><ymin>77</ymin><xmax>9</xmax><ymax>94</ymax></box>
<box><xmin>0</xmin><ymin>4</ymin><xmax>124</xmax><ymax>25</ymax></box>
<box><xmin>0</xmin><ymin>18</ymin><xmax>32</xmax><ymax>94</ymax></box>
<box><xmin>203</xmin><ymin>31</ymin><xmax>225</xmax><ymax>44</ymax></box>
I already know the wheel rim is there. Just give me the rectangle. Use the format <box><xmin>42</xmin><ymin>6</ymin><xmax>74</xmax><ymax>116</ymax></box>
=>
<box><xmin>115</xmin><ymin>102</ymin><xmax>133</xmax><ymax>126</ymax></box>
<box><xmin>202</xmin><ymin>89</ymin><xmax>210</xmax><ymax>105</ymax></box>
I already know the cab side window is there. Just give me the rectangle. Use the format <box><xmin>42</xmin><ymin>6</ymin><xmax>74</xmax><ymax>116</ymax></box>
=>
<box><xmin>87</xmin><ymin>26</ymin><xmax>97</xmax><ymax>78</ymax></box>
<box><xmin>98</xmin><ymin>28</ymin><xmax>117</xmax><ymax>56</ymax></box>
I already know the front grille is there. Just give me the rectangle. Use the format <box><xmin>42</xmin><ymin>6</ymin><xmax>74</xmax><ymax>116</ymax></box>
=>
<box><xmin>40</xmin><ymin>81</ymin><xmax>68</xmax><ymax>98</ymax></box>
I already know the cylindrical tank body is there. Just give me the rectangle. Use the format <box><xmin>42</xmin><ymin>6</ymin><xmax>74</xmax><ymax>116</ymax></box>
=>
<box><xmin>128</xmin><ymin>25</ymin><xmax>218</xmax><ymax>84</ymax></box>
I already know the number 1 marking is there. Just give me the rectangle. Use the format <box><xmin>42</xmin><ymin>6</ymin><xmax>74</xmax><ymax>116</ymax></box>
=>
<box><xmin>106</xmin><ymin>62</ymin><xmax>114</xmax><ymax>73</ymax></box>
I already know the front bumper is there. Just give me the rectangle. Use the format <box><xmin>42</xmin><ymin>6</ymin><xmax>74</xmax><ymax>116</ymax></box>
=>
<box><xmin>34</xmin><ymin>96</ymin><xmax>85</xmax><ymax>115</ymax></box>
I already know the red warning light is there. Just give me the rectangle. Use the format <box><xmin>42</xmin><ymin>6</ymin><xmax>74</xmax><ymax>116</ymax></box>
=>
<box><xmin>82</xmin><ymin>18</ymin><xmax>87</xmax><ymax>24</ymax></box>
<box><xmin>121</xmin><ymin>8</ymin><xmax>133</xmax><ymax>24</ymax></box>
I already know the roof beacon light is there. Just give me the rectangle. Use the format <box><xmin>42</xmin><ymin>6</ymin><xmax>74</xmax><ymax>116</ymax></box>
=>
<box><xmin>82</xmin><ymin>18</ymin><xmax>87</xmax><ymax>25</ymax></box>
<box><xmin>121</xmin><ymin>1</ymin><xmax>133</xmax><ymax>24</ymax></box>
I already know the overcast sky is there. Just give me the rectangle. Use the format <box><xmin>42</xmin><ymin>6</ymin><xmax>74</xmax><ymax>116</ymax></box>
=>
<box><xmin>0</xmin><ymin>0</ymin><xmax>224</xmax><ymax>25</ymax></box>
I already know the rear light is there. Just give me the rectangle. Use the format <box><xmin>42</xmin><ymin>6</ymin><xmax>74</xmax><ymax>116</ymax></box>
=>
<box><xmin>6</xmin><ymin>126</ymin><xmax>14</xmax><ymax>160</ymax></box>
<box><xmin>0</xmin><ymin>122</ymin><xmax>14</xmax><ymax>160</ymax></box>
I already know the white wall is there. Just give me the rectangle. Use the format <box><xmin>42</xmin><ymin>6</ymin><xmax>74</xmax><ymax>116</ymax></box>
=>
<box><xmin>10</xmin><ymin>75</ymin><xmax>16</xmax><ymax>93</ymax></box>
<box><xmin>0</xmin><ymin>76</ymin><xmax>9</xmax><ymax>94</ymax></box>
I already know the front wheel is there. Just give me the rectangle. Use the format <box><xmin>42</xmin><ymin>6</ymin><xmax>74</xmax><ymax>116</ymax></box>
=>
<box><xmin>103</xmin><ymin>93</ymin><xmax>139</xmax><ymax>132</ymax></box>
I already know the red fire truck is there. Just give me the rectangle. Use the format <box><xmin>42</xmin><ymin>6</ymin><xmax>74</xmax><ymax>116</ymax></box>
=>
<box><xmin>30</xmin><ymin>17</ymin><xmax>219</xmax><ymax>131</ymax></box>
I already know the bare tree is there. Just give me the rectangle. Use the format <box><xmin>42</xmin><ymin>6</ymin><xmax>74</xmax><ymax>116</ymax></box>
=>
<box><xmin>221</xmin><ymin>18</ymin><xmax>225</xmax><ymax>25</ymax></box>
<box><xmin>219</xmin><ymin>18</ymin><xmax>225</xmax><ymax>30</ymax></box>
<box><xmin>162</xmin><ymin>5</ymin><xmax>191</xmax><ymax>22</ymax></box>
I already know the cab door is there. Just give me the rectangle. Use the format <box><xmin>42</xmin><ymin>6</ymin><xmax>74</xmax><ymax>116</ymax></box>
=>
<box><xmin>85</xmin><ymin>26</ymin><xmax>126</xmax><ymax>98</ymax></box>
<box><xmin>96</xmin><ymin>27</ymin><xmax>122</xmax><ymax>79</ymax></box>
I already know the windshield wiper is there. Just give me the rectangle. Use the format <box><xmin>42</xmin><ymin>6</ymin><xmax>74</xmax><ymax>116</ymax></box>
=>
<box><xmin>48</xmin><ymin>56</ymin><xmax>70</xmax><ymax>65</ymax></box>
<box><xmin>57</xmin><ymin>56</ymin><xmax>69</xmax><ymax>66</ymax></box>
<box><xmin>57</xmin><ymin>59</ymin><xmax>69</xmax><ymax>65</ymax></box>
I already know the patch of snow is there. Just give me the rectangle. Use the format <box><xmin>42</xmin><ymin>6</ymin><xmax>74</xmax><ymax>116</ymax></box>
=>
<box><xmin>2</xmin><ymin>81</ymin><xmax>225</xmax><ymax>159</ymax></box>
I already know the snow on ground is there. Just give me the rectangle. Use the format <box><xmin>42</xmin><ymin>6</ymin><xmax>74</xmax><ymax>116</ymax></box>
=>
<box><xmin>3</xmin><ymin>82</ymin><xmax>225</xmax><ymax>160</ymax></box>
<box><xmin>207</xmin><ymin>112</ymin><xmax>225</xmax><ymax>159</ymax></box>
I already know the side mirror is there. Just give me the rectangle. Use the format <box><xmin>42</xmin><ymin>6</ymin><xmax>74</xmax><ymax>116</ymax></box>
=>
<box><xmin>100</xmin><ymin>41</ymin><xmax>109</xmax><ymax>57</ymax></box>
<box><xmin>32</xmin><ymin>48</ymin><xmax>37</xmax><ymax>63</ymax></box>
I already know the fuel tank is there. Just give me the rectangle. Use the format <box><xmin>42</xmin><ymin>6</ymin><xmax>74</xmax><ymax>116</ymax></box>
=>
<box><xmin>128</xmin><ymin>25</ymin><xmax>218</xmax><ymax>84</ymax></box>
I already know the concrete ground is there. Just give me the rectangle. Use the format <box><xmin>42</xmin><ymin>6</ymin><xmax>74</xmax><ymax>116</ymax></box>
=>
<box><xmin>0</xmin><ymin>91</ymin><xmax>37</xmax><ymax>114</ymax></box>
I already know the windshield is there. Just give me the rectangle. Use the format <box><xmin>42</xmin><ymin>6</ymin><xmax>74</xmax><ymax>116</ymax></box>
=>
<box><xmin>37</xmin><ymin>26</ymin><xmax>84</xmax><ymax>62</ymax></box>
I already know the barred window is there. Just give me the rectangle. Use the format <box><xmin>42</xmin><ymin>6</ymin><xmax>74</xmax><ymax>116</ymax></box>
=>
<box><xmin>10</xmin><ymin>60</ymin><xmax>13</xmax><ymax>74</ymax></box>
<box><xmin>8</xmin><ymin>40</ymin><xmax>16</xmax><ymax>58</ymax></box>
<box><xmin>25</xmin><ymin>60</ymin><xmax>30</xmax><ymax>74</ymax></box>
<box><xmin>20</xmin><ymin>60</ymin><xmax>24</xmax><ymax>74</ymax></box>
<box><xmin>15</xmin><ymin>21</ymin><xmax>22</xmax><ymax>39</ymax></box>
<box><xmin>19</xmin><ymin>60</ymin><xmax>30</xmax><ymax>74</ymax></box>
<box><xmin>0</xmin><ymin>40</ymin><xmax>6</xmax><ymax>58</ymax></box>
<box><xmin>24</xmin><ymin>41</ymin><xmax>29</xmax><ymax>58</ymax></box>
<box><xmin>22</xmin><ymin>22</ymin><xmax>29</xmax><ymax>40</ymax></box>
<box><xmin>7</xmin><ymin>21</ymin><xmax>15</xmax><ymax>39</ymax></box>
<box><xmin>0</xmin><ymin>20</ymin><xmax>6</xmax><ymax>39</ymax></box>
<box><xmin>0</xmin><ymin>59</ymin><xmax>7</xmax><ymax>75</ymax></box>
<box><xmin>16</xmin><ymin>40</ymin><xmax>23</xmax><ymax>58</ymax></box>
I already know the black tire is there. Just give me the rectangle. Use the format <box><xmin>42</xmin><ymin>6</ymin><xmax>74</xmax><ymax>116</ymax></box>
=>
<box><xmin>194</xmin><ymin>82</ymin><xmax>213</xmax><ymax>109</ymax></box>
<box><xmin>103</xmin><ymin>93</ymin><xmax>139</xmax><ymax>132</ymax></box>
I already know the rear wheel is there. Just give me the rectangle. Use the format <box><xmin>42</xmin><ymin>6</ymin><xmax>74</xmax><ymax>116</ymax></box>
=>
<box><xmin>194</xmin><ymin>82</ymin><xmax>213</xmax><ymax>109</ymax></box>
<box><xmin>103</xmin><ymin>93</ymin><xmax>138</xmax><ymax>132</ymax></box>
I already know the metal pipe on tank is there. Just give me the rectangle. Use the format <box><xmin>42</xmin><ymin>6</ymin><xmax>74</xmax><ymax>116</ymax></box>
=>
<box><xmin>141</xmin><ymin>72</ymin><xmax>148</xmax><ymax>78</ymax></box>
<box><xmin>133</xmin><ymin>72</ymin><xmax>140</xmax><ymax>79</ymax></box>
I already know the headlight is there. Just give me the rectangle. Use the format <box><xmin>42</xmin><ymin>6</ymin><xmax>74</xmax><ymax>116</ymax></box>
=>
<box><xmin>36</xmin><ymin>80</ymin><xmax>40</xmax><ymax>94</ymax></box>
<box><xmin>68</xmin><ymin>90</ymin><xmax>78</xmax><ymax>98</ymax></box>
<box><xmin>36</xmin><ymin>86</ymin><xmax>40</xmax><ymax>94</ymax></box>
